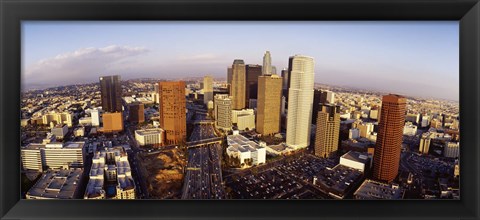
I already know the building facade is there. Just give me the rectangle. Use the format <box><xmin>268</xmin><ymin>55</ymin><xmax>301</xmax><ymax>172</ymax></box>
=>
<box><xmin>134</xmin><ymin>128</ymin><xmax>164</xmax><ymax>146</ymax></box>
<box><xmin>91</xmin><ymin>108</ymin><xmax>101</xmax><ymax>127</ymax></box>
<box><xmin>99</xmin><ymin>75</ymin><xmax>123</xmax><ymax>113</ymax></box>
<box><xmin>21</xmin><ymin>142</ymin><xmax>85</xmax><ymax>172</ymax></box>
<box><xmin>314</xmin><ymin>104</ymin><xmax>341</xmax><ymax>158</ymax></box>
<box><xmin>128</xmin><ymin>102</ymin><xmax>145</xmax><ymax>124</ymax></box>
<box><xmin>102</xmin><ymin>112</ymin><xmax>124</xmax><ymax>133</ymax></box>
<box><xmin>214</xmin><ymin>94</ymin><xmax>233</xmax><ymax>131</ymax></box>
<box><xmin>230</xmin><ymin>59</ymin><xmax>246</xmax><ymax>110</ymax></box>
<box><xmin>262</xmin><ymin>51</ymin><xmax>272</xmax><ymax>75</ymax></box>
<box><xmin>51</xmin><ymin>124</ymin><xmax>68</xmax><ymax>140</ymax></box>
<box><xmin>158</xmin><ymin>81</ymin><xmax>187</xmax><ymax>145</ymax></box>
<box><xmin>226</xmin><ymin>131</ymin><xmax>266</xmax><ymax>168</ymax></box>
<box><xmin>256</xmin><ymin>75</ymin><xmax>283</xmax><ymax>135</ymax></box>
<box><xmin>42</xmin><ymin>112</ymin><xmax>73</xmax><ymax>127</ymax></box>
<box><xmin>245</xmin><ymin>64</ymin><xmax>262</xmax><ymax>108</ymax></box>
<box><xmin>232</xmin><ymin>109</ymin><xmax>255</xmax><ymax>130</ymax></box>
<box><xmin>286</xmin><ymin>55</ymin><xmax>315</xmax><ymax>149</ymax></box>
<box><xmin>444</xmin><ymin>141</ymin><xmax>460</xmax><ymax>158</ymax></box>
<box><xmin>372</xmin><ymin>94</ymin><xmax>406</xmax><ymax>183</ymax></box>
<box><xmin>203</xmin><ymin>75</ymin><xmax>214</xmax><ymax>105</ymax></box>
<box><xmin>419</xmin><ymin>132</ymin><xmax>434</xmax><ymax>154</ymax></box>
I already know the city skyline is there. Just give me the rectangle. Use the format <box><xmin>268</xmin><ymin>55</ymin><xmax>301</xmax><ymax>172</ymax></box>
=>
<box><xmin>22</xmin><ymin>21</ymin><xmax>459</xmax><ymax>101</ymax></box>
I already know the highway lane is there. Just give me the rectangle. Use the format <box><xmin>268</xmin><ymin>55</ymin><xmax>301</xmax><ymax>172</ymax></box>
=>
<box><xmin>182</xmin><ymin>120</ymin><xmax>226</xmax><ymax>199</ymax></box>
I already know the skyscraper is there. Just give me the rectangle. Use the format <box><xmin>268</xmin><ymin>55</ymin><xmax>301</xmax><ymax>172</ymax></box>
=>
<box><xmin>373</xmin><ymin>94</ymin><xmax>406</xmax><ymax>183</ymax></box>
<box><xmin>230</xmin><ymin>59</ymin><xmax>246</xmax><ymax>110</ymax></box>
<box><xmin>286</xmin><ymin>55</ymin><xmax>315</xmax><ymax>149</ymax></box>
<box><xmin>281</xmin><ymin>68</ymin><xmax>289</xmax><ymax>90</ymax></box>
<box><xmin>257</xmin><ymin>75</ymin><xmax>282</xmax><ymax>135</ymax></box>
<box><xmin>214</xmin><ymin>94</ymin><xmax>233</xmax><ymax>131</ymax></box>
<box><xmin>227</xmin><ymin>67</ymin><xmax>233</xmax><ymax>94</ymax></box>
<box><xmin>262</xmin><ymin>51</ymin><xmax>272</xmax><ymax>75</ymax></box>
<box><xmin>314</xmin><ymin>104</ymin><xmax>340</xmax><ymax>158</ymax></box>
<box><xmin>128</xmin><ymin>102</ymin><xmax>145</xmax><ymax>124</ymax></box>
<box><xmin>203</xmin><ymin>75</ymin><xmax>214</xmax><ymax>105</ymax></box>
<box><xmin>99</xmin><ymin>75</ymin><xmax>122</xmax><ymax>113</ymax></box>
<box><xmin>158</xmin><ymin>81</ymin><xmax>187</xmax><ymax>145</ymax></box>
<box><xmin>281</xmin><ymin>68</ymin><xmax>289</xmax><ymax>104</ymax></box>
<box><xmin>312</xmin><ymin>90</ymin><xmax>336</xmax><ymax>124</ymax></box>
<box><xmin>245</xmin><ymin>64</ymin><xmax>262</xmax><ymax>107</ymax></box>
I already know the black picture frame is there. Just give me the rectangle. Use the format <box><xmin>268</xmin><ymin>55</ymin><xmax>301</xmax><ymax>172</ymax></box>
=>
<box><xmin>1</xmin><ymin>0</ymin><xmax>479</xmax><ymax>219</ymax></box>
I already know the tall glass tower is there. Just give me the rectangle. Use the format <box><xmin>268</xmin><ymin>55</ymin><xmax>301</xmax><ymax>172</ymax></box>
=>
<box><xmin>286</xmin><ymin>55</ymin><xmax>315</xmax><ymax>149</ymax></box>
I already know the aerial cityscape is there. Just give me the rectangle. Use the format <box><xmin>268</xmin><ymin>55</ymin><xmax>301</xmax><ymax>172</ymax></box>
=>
<box><xmin>20</xmin><ymin>22</ymin><xmax>459</xmax><ymax>200</ymax></box>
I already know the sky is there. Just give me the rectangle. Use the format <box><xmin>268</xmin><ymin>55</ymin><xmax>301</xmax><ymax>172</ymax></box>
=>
<box><xmin>22</xmin><ymin>21</ymin><xmax>459</xmax><ymax>101</ymax></box>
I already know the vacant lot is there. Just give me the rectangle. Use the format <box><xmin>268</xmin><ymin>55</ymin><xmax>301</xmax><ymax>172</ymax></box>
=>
<box><xmin>138</xmin><ymin>149</ymin><xmax>187</xmax><ymax>199</ymax></box>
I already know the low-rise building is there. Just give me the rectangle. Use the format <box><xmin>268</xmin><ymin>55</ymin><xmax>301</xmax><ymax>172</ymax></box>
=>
<box><xmin>403</xmin><ymin>122</ymin><xmax>417</xmax><ymax>136</ymax></box>
<box><xmin>354</xmin><ymin>179</ymin><xmax>402</xmax><ymax>199</ymax></box>
<box><xmin>226</xmin><ymin>130</ymin><xmax>266</xmax><ymax>168</ymax></box>
<box><xmin>51</xmin><ymin>124</ymin><xmax>68</xmax><ymax>140</ymax></box>
<box><xmin>405</xmin><ymin>113</ymin><xmax>420</xmax><ymax>124</ymax></box>
<box><xmin>313</xmin><ymin>164</ymin><xmax>364</xmax><ymax>199</ymax></box>
<box><xmin>74</xmin><ymin>127</ymin><xmax>85</xmax><ymax>137</ymax></box>
<box><xmin>79</xmin><ymin>117</ymin><xmax>92</xmax><ymax>126</ymax></box>
<box><xmin>21</xmin><ymin>142</ymin><xmax>85</xmax><ymax>172</ymax></box>
<box><xmin>42</xmin><ymin>133</ymin><xmax>56</xmax><ymax>144</ymax></box>
<box><xmin>134</xmin><ymin>128</ymin><xmax>164</xmax><ymax>146</ymax></box>
<box><xmin>26</xmin><ymin>168</ymin><xmax>84</xmax><ymax>199</ymax></box>
<box><xmin>339</xmin><ymin>151</ymin><xmax>370</xmax><ymax>173</ymax></box>
<box><xmin>101</xmin><ymin>112</ymin><xmax>124</xmax><ymax>133</ymax></box>
<box><xmin>348</xmin><ymin>128</ymin><xmax>360</xmax><ymax>139</ymax></box>
<box><xmin>42</xmin><ymin>111</ymin><xmax>73</xmax><ymax>127</ymax></box>
<box><xmin>84</xmin><ymin>146</ymin><xmax>135</xmax><ymax>199</ymax></box>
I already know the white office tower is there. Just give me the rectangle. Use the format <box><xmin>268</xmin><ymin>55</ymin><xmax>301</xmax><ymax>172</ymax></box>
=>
<box><xmin>91</xmin><ymin>108</ymin><xmax>101</xmax><ymax>127</ymax></box>
<box><xmin>262</xmin><ymin>51</ymin><xmax>272</xmax><ymax>75</ymax></box>
<box><xmin>326</xmin><ymin>91</ymin><xmax>335</xmax><ymax>104</ymax></box>
<box><xmin>203</xmin><ymin>75</ymin><xmax>214</xmax><ymax>105</ymax></box>
<box><xmin>286</xmin><ymin>55</ymin><xmax>315</xmax><ymax>149</ymax></box>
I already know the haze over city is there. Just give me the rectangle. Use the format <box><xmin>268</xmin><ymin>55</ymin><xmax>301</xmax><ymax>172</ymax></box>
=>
<box><xmin>22</xmin><ymin>21</ymin><xmax>459</xmax><ymax>101</ymax></box>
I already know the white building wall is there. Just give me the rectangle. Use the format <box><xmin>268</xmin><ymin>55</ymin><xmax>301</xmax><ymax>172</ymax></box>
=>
<box><xmin>286</xmin><ymin>55</ymin><xmax>315</xmax><ymax>149</ymax></box>
<box><xmin>444</xmin><ymin>142</ymin><xmax>460</xmax><ymax>158</ymax></box>
<box><xmin>349</xmin><ymin>128</ymin><xmax>360</xmax><ymax>139</ymax></box>
<box><xmin>91</xmin><ymin>109</ymin><xmax>101</xmax><ymax>127</ymax></box>
<box><xmin>340</xmin><ymin>158</ymin><xmax>366</xmax><ymax>172</ymax></box>
<box><xmin>21</xmin><ymin>149</ymin><xmax>43</xmax><ymax>171</ymax></box>
<box><xmin>237</xmin><ymin>114</ymin><xmax>255</xmax><ymax>131</ymax></box>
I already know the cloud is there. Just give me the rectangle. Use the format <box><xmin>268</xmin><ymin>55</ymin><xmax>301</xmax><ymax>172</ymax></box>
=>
<box><xmin>23</xmin><ymin>45</ymin><xmax>149</xmax><ymax>88</ymax></box>
<box><xmin>176</xmin><ymin>53</ymin><xmax>225</xmax><ymax>64</ymax></box>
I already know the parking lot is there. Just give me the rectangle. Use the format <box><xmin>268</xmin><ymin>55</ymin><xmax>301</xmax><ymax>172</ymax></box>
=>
<box><xmin>225</xmin><ymin>154</ymin><xmax>334</xmax><ymax>199</ymax></box>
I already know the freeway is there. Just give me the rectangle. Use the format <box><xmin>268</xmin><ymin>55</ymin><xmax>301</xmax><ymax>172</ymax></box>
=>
<box><xmin>181</xmin><ymin>121</ymin><xmax>226</xmax><ymax>199</ymax></box>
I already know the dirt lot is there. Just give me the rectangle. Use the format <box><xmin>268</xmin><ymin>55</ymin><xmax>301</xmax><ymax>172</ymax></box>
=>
<box><xmin>138</xmin><ymin>149</ymin><xmax>187</xmax><ymax>199</ymax></box>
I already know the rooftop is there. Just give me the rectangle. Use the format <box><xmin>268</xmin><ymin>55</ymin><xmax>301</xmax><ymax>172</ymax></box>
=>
<box><xmin>314</xmin><ymin>164</ymin><xmax>364</xmax><ymax>198</ymax></box>
<box><xmin>135</xmin><ymin>128</ymin><xmax>164</xmax><ymax>136</ymax></box>
<box><xmin>26</xmin><ymin>168</ymin><xmax>83</xmax><ymax>199</ymax></box>
<box><xmin>341</xmin><ymin>151</ymin><xmax>369</xmax><ymax>164</ymax></box>
<box><xmin>227</xmin><ymin>134</ymin><xmax>264</xmax><ymax>153</ymax></box>
<box><xmin>53</xmin><ymin>123</ymin><xmax>67</xmax><ymax>128</ymax></box>
<box><xmin>354</xmin><ymin>179</ymin><xmax>402</xmax><ymax>199</ymax></box>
